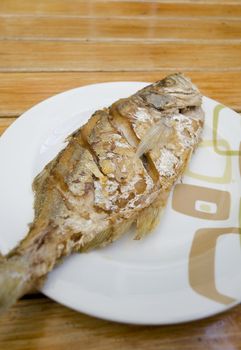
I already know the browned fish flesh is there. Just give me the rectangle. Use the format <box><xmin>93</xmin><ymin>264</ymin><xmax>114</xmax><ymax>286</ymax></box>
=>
<box><xmin>0</xmin><ymin>73</ymin><xmax>204</xmax><ymax>313</ymax></box>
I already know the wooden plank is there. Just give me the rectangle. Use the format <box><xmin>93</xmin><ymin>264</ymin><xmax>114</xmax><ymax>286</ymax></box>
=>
<box><xmin>0</xmin><ymin>41</ymin><xmax>240</xmax><ymax>72</ymax></box>
<box><xmin>0</xmin><ymin>0</ymin><xmax>240</xmax><ymax>18</ymax></box>
<box><xmin>0</xmin><ymin>17</ymin><xmax>240</xmax><ymax>42</ymax></box>
<box><xmin>0</xmin><ymin>118</ymin><xmax>15</xmax><ymax>135</ymax></box>
<box><xmin>0</xmin><ymin>297</ymin><xmax>241</xmax><ymax>350</ymax></box>
<box><xmin>0</xmin><ymin>72</ymin><xmax>240</xmax><ymax>117</ymax></box>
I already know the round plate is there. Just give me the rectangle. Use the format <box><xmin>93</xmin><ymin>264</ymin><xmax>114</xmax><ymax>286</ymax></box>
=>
<box><xmin>0</xmin><ymin>82</ymin><xmax>240</xmax><ymax>325</ymax></box>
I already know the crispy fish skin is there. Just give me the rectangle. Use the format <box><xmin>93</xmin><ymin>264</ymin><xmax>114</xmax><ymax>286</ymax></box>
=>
<box><xmin>0</xmin><ymin>74</ymin><xmax>204</xmax><ymax>313</ymax></box>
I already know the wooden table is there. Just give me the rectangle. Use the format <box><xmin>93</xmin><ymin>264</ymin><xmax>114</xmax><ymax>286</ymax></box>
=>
<box><xmin>0</xmin><ymin>1</ymin><xmax>241</xmax><ymax>349</ymax></box>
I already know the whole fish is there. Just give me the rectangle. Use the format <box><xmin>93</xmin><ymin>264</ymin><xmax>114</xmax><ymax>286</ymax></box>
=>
<box><xmin>0</xmin><ymin>74</ymin><xmax>204</xmax><ymax>313</ymax></box>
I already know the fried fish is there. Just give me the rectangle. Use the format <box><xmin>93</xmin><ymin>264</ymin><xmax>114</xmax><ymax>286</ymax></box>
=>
<box><xmin>0</xmin><ymin>73</ymin><xmax>204</xmax><ymax>313</ymax></box>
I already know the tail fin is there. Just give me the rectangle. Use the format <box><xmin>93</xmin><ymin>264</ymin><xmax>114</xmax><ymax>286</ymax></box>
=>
<box><xmin>0</xmin><ymin>258</ymin><xmax>29</xmax><ymax>314</ymax></box>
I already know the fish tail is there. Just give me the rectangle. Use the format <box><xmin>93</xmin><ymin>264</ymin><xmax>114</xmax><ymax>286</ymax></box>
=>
<box><xmin>0</xmin><ymin>257</ymin><xmax>29</xmax><ymax>314</ymax></box>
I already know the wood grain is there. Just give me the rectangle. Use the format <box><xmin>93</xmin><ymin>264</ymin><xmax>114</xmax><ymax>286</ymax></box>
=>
<box><xmin>0</xmin><ymin>41</ymin><xmax>240</xmax><ymax>72</ymax></box>
<box><xmin>0</xmin><ymin>118</ymin><xmax>15</xmax><ymax>134</ymax></box>
<box><xmin>0</xmin><ymin>72</ymin><xmax>240</xmax><ymax>116</ymax></box>
<box><xmin>0</xmin><ymin>297</ymin><xmax>241</xmax><ymax>350</ymax></box>
<box><xmin>0</xmin><ymin>0</ymin><xmax>240</xmax><ymax>18</ymax></box>
<box><xmin>0</xmin><ymin>17</ymin><xmax>240</xmax><ymax>42</ymax></box>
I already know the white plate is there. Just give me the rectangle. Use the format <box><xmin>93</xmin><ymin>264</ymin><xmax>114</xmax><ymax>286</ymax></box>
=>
<box><xmin>0</xmin><ymin>82</ymin><xmax>240</xmax><ymax>325</ymax></box>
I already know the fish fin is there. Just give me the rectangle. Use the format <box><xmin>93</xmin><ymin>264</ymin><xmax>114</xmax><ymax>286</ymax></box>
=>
<box><xmin>136</xmin><ymin>120</ymin><xmax>172</xmax><ymax>158</ymax></box>
<box><xmin>78</xmin><ymin>219</ymin><xmax>134</xmax><ymax>252</ymax></box>
<box><xmin>111</xmin><ymin>219</ymin><xmax>134</xmax><ymax>242</ymax></box>
<box><xmin>78</xmin><ymin>228</ymin><xmax>113</xmax><ymax>252</ymax></box>
<box><xmin>0</xmin><ymin>253</ymin><xmax>4</xmax><ymax>263</ymax></box>
<box><xmin>0</xmin><ymin>258</ymin><xmax>29</xmax><ymax>314</ymax></box>
<box><xmin>135</xmin><ymin>195</ymin><xmax>166</xmax><ymax>240</ymax></box>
